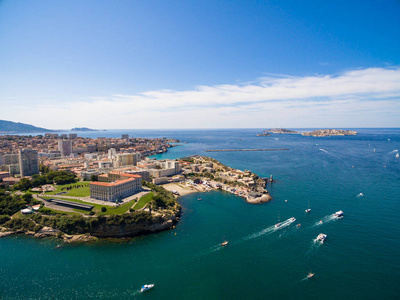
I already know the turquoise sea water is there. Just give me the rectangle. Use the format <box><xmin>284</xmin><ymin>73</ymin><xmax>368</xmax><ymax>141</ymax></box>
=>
<box><xmin>1</xmin><ymin>128</ymin><xmax>399</xmax><ymax>299</ymax></box>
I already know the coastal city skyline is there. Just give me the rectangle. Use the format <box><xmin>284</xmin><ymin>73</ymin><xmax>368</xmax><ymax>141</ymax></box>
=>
<box><xmin>1</xmin><ymin>1</ymin><xmax>400</xmax><ymax>129</ymax></box>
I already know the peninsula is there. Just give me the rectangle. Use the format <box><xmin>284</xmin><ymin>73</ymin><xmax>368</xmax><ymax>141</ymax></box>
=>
<box><xmin>0</xmin><ymin>119</ymin><xmax>52</xmax><ymax>133</ymax></box>
<box><xmin>302</xmin><ymin>129</ymin><xmax>357</xmax><ymax>137</ymax></box>
<box><xmin>0</xmin><ymin>135</ymin><xmax>272</xmax><ymax>242</ymax></box>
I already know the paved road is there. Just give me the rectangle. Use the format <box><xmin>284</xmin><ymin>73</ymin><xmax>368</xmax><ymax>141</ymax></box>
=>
<box><xmin>33</xmin><ymin>194</ymin><xmax>79</xmax><ymax>213</ymax></box>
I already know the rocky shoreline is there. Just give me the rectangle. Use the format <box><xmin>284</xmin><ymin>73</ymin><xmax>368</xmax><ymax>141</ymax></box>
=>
<box><xmin>0</xmin><ymin>208</ymin><xmax>181</xmax><ymax>243</ymax></box>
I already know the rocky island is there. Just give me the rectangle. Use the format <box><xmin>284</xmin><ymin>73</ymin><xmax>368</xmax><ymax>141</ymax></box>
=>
<box><xmin>302</xmin><ymin>129</ymin><xmax>357</xmax><ymax>137</ymax></box>
<box><xmin>267</xmin><ymin>128</ymin><xmax>299</xmax><ymax>134</ymax></box>
<box><xmin>256</xmin><ymin>132</ymin><xmax>271</xmax><ymax>136</ymax></box>
<box><xmin>71</xmin><ymin>127</ymin><xmax>99</xmax><ymax>132</ymax></box>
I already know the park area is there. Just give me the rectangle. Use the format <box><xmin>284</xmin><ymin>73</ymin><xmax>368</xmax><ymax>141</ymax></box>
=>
<box><xmin>41</xmin><ymin>192</ymin><xmax>154</xmax><ymax>216</ymax></box>
<box><xmin>44</xmin><ymin>182</ymin><xmax>91</xmax><ymax>197</ymax></box>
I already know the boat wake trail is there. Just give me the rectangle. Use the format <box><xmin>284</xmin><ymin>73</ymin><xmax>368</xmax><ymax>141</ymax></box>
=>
<box><xmin>274</xmin><ymin>218</ymin><xmax>296</xmax><ymax>231</ymax></box>
<box><xmin>195</xmin><ymin>244</ymin><xmax>224</xmax><ymax>257</ymax></box>
<box><xmin>312</xmin><ymin>214</ymin><xmax>341</xmax><ymax>227</ymax></box>
<box><xmin>241</xmin><ymin>225</ymin><xmax>276</xmax><ymax>242</ymax></box>
<box><xmin>389</xmin><ymin>149</ymin><xmax>398</xmax><ymax>154</ymax></box>
<box><xmin>305</xmin><ymin>240</ymin><xmax>322</xmax><ymax>256</ymax></box>
<box><xmin>319</xmin><ymin>148</ymin><xmax>328</xmax><ymax>153</ymax></box>
<box><xmin>235</xmin><ymin>220</ymin><xmax>294</xmax><ymax>246</ymax></box>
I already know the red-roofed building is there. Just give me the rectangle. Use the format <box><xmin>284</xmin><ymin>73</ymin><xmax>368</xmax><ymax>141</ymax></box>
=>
<box><xmin>90</xmin><ymin>176</ymin><xmax>142</xmax><ymax>202</ymax></box>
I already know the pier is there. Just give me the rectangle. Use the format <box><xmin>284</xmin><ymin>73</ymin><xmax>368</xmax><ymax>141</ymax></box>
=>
<box><xmin>204</xmin><ymin>149</ymin><xmax>289</xmax><ymax>152</ymax></box>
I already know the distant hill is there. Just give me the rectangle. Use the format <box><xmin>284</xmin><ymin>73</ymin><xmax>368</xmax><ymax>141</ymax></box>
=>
<box><xmin>0</xmin><ymin>120</ymin><xmax>52</xmax><ymax>133</ymax></box>
<box><xmin>71</xmin><ymin>127</ymin><xmax>99</xmax><ymax>132</ymax></box>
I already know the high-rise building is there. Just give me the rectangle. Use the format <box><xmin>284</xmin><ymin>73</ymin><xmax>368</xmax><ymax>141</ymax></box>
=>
<box><xmin>18</xmin><ymin>149</ymin><xmax>39</xmax><ymax>177</ymax></box>
<box><xmin>108</xmin><ymin>148</ymin><xmax>117</xmax><ymax>160</ymax></box>
<box><xmin>2</xmin><ymin>154</ymin><xmax>19</xmax><ymax>165</ymax></box>
<box><xmin>69</xmin><ymin>133</ymin><xmax>78</xmax><ymax>139</ymax></box>
<box><xmin>58</xmin><ymin>140</ymin><xmax>73</xmax><ymax>157</ymax></box>
<box><xmin>121</xmin><ymin>134</ymin><xmax>129</xmax><ymax>140</ymax></box>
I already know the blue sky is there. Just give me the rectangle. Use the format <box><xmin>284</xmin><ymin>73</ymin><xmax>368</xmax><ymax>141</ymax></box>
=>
<box><xmin>0</xmin><ymin>0</ymin><xmax>399</xmax><ymax>129</ymax></box>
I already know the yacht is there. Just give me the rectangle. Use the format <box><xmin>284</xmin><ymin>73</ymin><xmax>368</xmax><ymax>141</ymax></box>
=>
<box><xmin>334</xmin><ymin>210</ymin><xmax>344</xmax><ymax>217</ymax></box>
<box><xmin>141</xmin><ymin>284</ymin><xmax>154</xmax><ymax>292</ymax></box>
<box><xmin>316</xmin><ymin>233</ymin><xmax>327</xmax><ymax>243</ymax></box>
<box><xmin>288</xmin><ymin>217</ymin><xmax>296</xmax><ymax>224</ymax></box>
<box><xmin>307</xmin><ymin>272</ymin><xmax>314</xmax><ymax>279</ymax></box>
<box><xmin>221</xmin><ymin>241</ymin><xmax>228</xmax><ymax>246</ymax></box>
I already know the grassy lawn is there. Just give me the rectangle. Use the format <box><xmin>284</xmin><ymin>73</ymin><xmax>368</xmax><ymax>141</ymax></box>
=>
<box><xmin>44</xmin><ymin>182</ymin><xmax>91</xmax><ymax>197</ymax></box>
<box><xmin>41</xmin><ymin>196</ymin><xmax>140</xmax><ymax>216</ymax></box>
<box><xmin>132</xmin><ymin>192</ymin><xmax>154</xmax><ymax>210</ymax></box>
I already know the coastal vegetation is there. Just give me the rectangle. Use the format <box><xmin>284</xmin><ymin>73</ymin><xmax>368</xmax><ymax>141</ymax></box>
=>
<box><xmin>0</xmin><ymin>181</ymin><xmax>180</xmax><ymax>240</ymax></box>
<box><xmin>0</xmin><ymin>191</ymin><xmax>39</xmax><ymax>217</ymax></box>
<box><xmin>12</xmin><ymin>171</ymin><xmax>77</xmax><ymax>191</ymax></box>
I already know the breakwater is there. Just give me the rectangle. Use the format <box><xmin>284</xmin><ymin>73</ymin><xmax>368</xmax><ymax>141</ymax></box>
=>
<box><xmin>205</xmin><ymin>148</ymin><xmax>289</xmax><ymax>152</ymax></box>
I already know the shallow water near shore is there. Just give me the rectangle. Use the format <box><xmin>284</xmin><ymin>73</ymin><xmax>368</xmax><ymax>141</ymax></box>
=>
<box><xmin>1</xmin><ymin>128</ymin><xmax>400</xmax><ymax>299</ymax></box>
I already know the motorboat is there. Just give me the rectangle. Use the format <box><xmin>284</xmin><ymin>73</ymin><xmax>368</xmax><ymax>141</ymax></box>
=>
<box><xmin>316</xmin><ymin>233</ymin><xmax>327</xmax><ymax>243</ymax></box>
<box><xmin>288</xmin><ymin>217</ymin><xmax>296</xmax><ymax>224</ymax></box>
<box><xmin>334</xmin><ymin>210</ymin><xmax>344</xmax><ymax>217</ymax></box>
<box><xmin>305</xmin><ymin>200</ymin><xmax>311</xmax><ymax>213</ymax></box>
<box><xmin>396</xmin><ymin>153</ymin><xmax>399</xmax><ymax>158</ymax></box>
<box><xmin>297</xmin><ymin>224</ymin><xmax>301</xmax><ymax>228</ymax></box>
<box><xmin>141</xmin><ymin>284</ymin><xmax>154</xmax><ymax>292</ymax></box>
<box><xmin>221</xmin><ymin>241</ymin><xmax>228</xmax><ymax>246</ymax></box>
<box><xmin>307</xmin><ymin>272</ymin><xmax>314</xmax><ymax>279</ymax></box>
<box><xmin>197</xmin><ymin>198</ymin><xmax>202</xmax><ymax>201</ymax></box>
<box><xmin>274</xmin><ymin>222</ymin><xmax>282</xmax><ymax>229</ymax></box>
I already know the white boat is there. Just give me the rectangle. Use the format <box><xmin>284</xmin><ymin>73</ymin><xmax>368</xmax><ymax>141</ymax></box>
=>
<box><xmin>141</xmin><ymin>284</ymin><xmax>154</xmax><ymax>292</ymax></box>
<box><xmin>274</xmin><ymin>222</ymin><xmax>282</xmax><ymax>229</ymax></box>
<box><xmin>316</xmin><ymin>233</ymin><xmax>327</xmax><ymax>243</ymax></box>
<box><xmin>288</xmin><ymin>217</ymin><xmax>296</xmax><ymax>224</ymax></box>
<box><xmin>334</xmin><ymin>210</ymin><xmax>344</xmax><ymax>217</ymax></box>
<box><xmin>305</xmin><ymin>200</ymin><xmax>311</xmax><ymax>213</ymax></box>
<box><xmin>221</xmin><ymin>241</ymin><xmax>228</xmax><ymax>246</ymax></box>
<box><xmin>307</xmin><ymin>272</ymin><xmax>314</xmax><ymax>279</ymax></box>
<box><xmin>396</xmin><ymin>153</ymin><xmax>399</xmax><ymax>158</ymax></box>
<box><xmin>275</xmin><ymin>212</ymin><xmax>281</xmax><ymax>228</ymax></box>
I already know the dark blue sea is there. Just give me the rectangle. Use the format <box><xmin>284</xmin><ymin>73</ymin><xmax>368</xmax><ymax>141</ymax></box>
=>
<box><xmin>1</xmin><ymin>128</ymin><xmax>399</xmax><ymax>299</ymax></box>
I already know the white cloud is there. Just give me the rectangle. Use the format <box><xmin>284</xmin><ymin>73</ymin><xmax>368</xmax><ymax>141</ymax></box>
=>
<box><xmin>2</xmin><ymin>67</ymin><xmax>400</xmax><ymax>128</ymax></box>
